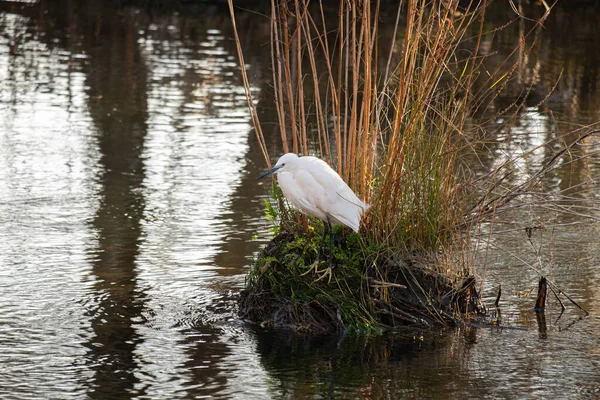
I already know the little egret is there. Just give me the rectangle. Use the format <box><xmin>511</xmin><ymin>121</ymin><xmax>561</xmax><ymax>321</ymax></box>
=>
<box><xmin>257</xmin><ymin>153</ymin><xmax>369</xmax><ymax>279</ymax></box>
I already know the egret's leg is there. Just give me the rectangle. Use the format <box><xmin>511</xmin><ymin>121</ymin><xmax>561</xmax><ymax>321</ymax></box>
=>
<box><xmin>316</xmin><ymin>219</ymin><xmax>329</xmax><ymax>262</ymax></box>
<box><xmin>301</xmin><ymin>219</ymin><xmax>329</xmax><ymax>278</ymax></box>
<box><xmin>312</xmin><ymin>217</ymin><xmax>334</xmax><ymax>283</ymax></box>
<box><xmin>302</xmin><ymin>217</ymin><xmax>335</xmax><ymax>283</ymax></box>
<box><xmin>327</xmin><ymin>217</ymin><xmax>334</xmax><ymax>269</ymax></box>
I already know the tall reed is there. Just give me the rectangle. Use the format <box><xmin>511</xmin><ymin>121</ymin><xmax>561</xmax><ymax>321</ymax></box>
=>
<box><xmin>228</xmin><ymin>0</ymin><xmax>534</xmax><ymax>251</ymax></box>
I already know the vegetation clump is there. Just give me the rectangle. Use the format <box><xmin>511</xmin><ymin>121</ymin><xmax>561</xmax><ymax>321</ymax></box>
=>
<box><xmin>239</xmin><ymin>220</ymin><xmax>482</xmax><ymax>333</ymax></box>
<box><xmin>229</xmin><ymin>0</ymin><xmax>565</xmax><ymax>333</ymax></box>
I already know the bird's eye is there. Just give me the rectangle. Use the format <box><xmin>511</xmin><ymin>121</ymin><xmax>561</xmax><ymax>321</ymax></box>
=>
<box><xmin>282</xmin><ymin>163</ymin><xmax>286</xmax><ymax>167</ymax></box>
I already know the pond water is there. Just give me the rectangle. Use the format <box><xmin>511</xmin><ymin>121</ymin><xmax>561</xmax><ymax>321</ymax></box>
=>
<box><xmin>0</xmin><ymin>1</ymin><xmax>599</xmax><ymax>398</ymax></box>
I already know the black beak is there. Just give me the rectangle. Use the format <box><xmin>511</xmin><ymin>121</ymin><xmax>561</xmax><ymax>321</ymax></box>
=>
<box><xmin>256</xmin><ymin>165</ymin><xmax>280</xmax><ymax>181</ymax></box>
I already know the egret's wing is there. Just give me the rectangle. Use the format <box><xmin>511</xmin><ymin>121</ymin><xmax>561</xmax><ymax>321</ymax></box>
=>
<box><xmin>277</xmin><ymin>170</ymin><xmax>324</xmax><ymax>219</ymax></box>
<box><xmin>302</xmin><ymin>156</ymin><xmax>367</xmax><ymax>208</ymax></box>
<box><xmin>327</xmin><ymin>191</ymin><xmax>364</xmax><ymax>232</ymax></box>
<box><xmin>295</xmin><ymin>159</ymin><xmax>365</xmax><ymax>232</ymax></box>
<box><xmin>303</xmin><ymin>156</ymin><xmax>368</xmax><ymax>212</ymax></box>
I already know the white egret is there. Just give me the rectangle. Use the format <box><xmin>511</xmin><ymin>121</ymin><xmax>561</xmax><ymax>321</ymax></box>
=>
<box><xmin>257</xmin><ymin>153</ymin><xmax>369</xmax><ymax>278</ymax></box>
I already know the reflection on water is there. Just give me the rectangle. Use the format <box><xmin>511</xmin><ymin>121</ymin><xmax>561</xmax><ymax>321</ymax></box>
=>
<box><xmin>253</xmin><ymin>325</ymin><xmax>600</xmax><ymax>398</ymax></box>
<box><xmin>0</xmin><ymin>1</ymin><xmax>599</xmax><ymax>399</ymax></box>
<box><xmin>83</xmin><ymin>4</ymin><xmax>148</xmax><ymax>397</ymax></box>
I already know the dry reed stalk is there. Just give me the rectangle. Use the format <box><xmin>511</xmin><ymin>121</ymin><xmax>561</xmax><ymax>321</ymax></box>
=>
<box><xmin>227</xmin><ymin>0</ymin><xmax>270</xmax><ymax>167</ymax></box>
<box><xmin>373</xmin><ymin>0</ymin><xmax>473</xmax><ymax>248</ymax></box>
<box><xmin>267</xmin><ymin>1</ymin><xmax>488</xmax><ymax>250</ymax></box>
<box><xmin>281</xmin><ymin>2</ymin><xmax>299</xmax><ymax>153</ymax></box>
<box><xmin>231</xmin><ymin>0</ymin><xmax>555</xmax><ymax>253</ymax></box>
<box><xmin>271</xmin><ymin>0</ymin><xmax>288</xmax><ymax>154</ymax></box>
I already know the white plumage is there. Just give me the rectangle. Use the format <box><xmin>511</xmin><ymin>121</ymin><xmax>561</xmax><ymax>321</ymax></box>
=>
<box><xmin>257</xmin><ymin>153</ymin><xmax>368</xmax><ymax>232</ymax></box>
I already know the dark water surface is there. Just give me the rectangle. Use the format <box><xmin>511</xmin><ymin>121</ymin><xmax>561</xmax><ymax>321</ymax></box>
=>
<box><xmin>0</xmin><ymin>1</ymin><xmax>599</xmax><ymax>398</ymax></box>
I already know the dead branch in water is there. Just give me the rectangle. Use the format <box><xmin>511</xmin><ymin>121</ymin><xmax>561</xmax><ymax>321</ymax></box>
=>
<box><xmin>494</xmin><ymin>283</ymin><xmax>502</xmax><ymax>308</ymax></box>
<box><xmin>534</xmin><ymin>277</ymin><xmax>547</xmax><ymax>313</ymax></box>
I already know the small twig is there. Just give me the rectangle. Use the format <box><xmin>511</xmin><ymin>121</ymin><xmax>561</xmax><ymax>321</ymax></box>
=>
<box><xmin>494</xmin><ymin>283</ymin><xmax>502</xmax><ymax>308</ymax></box>
<box><xmin>547</xmin><ymin>280</ymin><xmax>589</xmax><ymax>316</ymax></box>
<box><xmin>547</xmin><ymin>283</ymin><xmax>566</xmax><ymax>312</ymax></box>
<box><xmin>553</xmin><ymin>310</ymin><xmax>564</xmax><ymax>325</ymax></box>
<box><xmin>560</xmin><ymin>315</ymin><xmax>587</xmax><ymax>332</ymax></box>
<box><xmin>375</xmin><ymin>300</ymin><xmax>427</xmax><ymax>326</ymax></box>
<box><xmin>369</xmin><ymin>278</ymin><xmax>407</xmax><ymax>289</ymax></box>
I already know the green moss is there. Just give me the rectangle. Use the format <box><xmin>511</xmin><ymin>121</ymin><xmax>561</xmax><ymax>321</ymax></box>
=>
<box><xmin>241</xmin><ymin>226</ymin><xmax>379</xmax><ymax>333</ymax></box>
<box><xmin>239</xmin><ymin>223</ymin><xmax>484</xmax><ymax>334</ymax></box>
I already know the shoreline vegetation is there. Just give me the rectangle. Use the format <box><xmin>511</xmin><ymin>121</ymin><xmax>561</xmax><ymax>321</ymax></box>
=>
<box><xmin>229</xmin><ymin>0</ymin><xmax>593</xmax><ymax>333</ymax></box>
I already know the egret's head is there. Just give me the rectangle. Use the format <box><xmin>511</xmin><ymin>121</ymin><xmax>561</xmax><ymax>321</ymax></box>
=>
<box><xmin>256</xmin><ymin>153</ymin><xmax>299</xmax><ymax>180</ymax></box>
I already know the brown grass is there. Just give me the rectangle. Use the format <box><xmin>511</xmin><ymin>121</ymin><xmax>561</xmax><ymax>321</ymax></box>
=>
<box><xmin>227</xmin><ymin>0</ymin><xmax>575</xmax><ymax>252</ymax></box>
<box><xmin>229</xmin><ymin>0</ymin><xmax>598</xmax><ymax>331</ymax></box>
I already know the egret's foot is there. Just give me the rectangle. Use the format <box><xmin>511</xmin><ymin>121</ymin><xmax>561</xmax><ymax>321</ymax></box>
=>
<box><xmin>300</xmin><ymin>260</ymin><xmax>332</xmax><ymax>283</ymax></box>
<box><xmin>312</xmin><ymin>265</ymin><xmax>333</xmax><ymax>284</ymax></box>
<box><xmin>301</xmin><ymin>260</ymin><xmax>333</xmax><ymax>284</ymax></box>
<box><xmin>300</xmin><ymin>260</ymin><xmax>319</xmax><ymax>277</ymax></box>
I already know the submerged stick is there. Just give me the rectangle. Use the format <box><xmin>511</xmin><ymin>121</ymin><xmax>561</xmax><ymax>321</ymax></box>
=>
<box><xmin>494</xmin><ymin>283</ymin><xmax>502</xmax><ymax>308</ymax></box>
<box><xmin>534</xmin><ymin>277</ymin><xmax>547</xmax><ymax>313</ymax></box>
<box><xmin>535</xmin><ymin>311</ymin><xmax>547</xmax><ymax>338</ymax></box>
